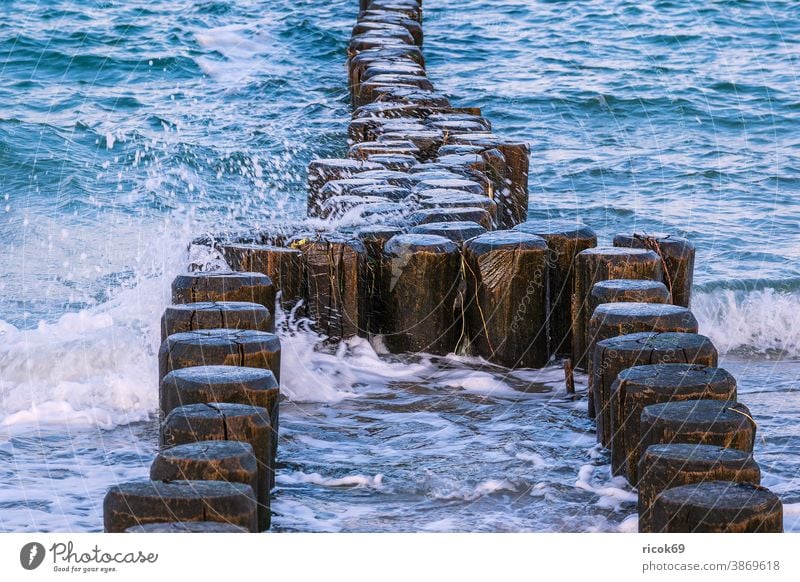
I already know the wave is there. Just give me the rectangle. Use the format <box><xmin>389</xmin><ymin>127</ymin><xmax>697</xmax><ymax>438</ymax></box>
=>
<box><xmin>693</xmin><ymin>287</ymin><xmax>800</xmax><ymax>356</ymax></box>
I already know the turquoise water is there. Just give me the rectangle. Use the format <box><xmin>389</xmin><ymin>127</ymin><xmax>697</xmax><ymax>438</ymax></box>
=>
<box><xmin>0</xmin><ymin>0</ymin><xmax>798</xmax><ymax>531</ymax></box>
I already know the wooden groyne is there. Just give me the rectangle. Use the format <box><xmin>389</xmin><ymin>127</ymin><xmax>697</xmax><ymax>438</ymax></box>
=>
<box><xmin>105</xmin><ymin>0</ymin><xmax>782</xmax><ymax>533</ymax></box>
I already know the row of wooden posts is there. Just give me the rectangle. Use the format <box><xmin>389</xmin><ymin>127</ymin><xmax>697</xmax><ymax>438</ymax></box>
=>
<box><xmin>102</xmin><ymin>0</ymin><xmax>783</xmax><ymax>533</ymax></box>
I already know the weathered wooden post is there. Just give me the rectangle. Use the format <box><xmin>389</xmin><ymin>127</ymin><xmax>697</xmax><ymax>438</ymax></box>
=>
<box><xmin>638</xmin><ymin>444</ymin><xmax>760</xmax><ymax>533</ymax></box>
<box><xmin>410</xmin><ymin>221</ymin><xmax>486</xmax><ymax>242</ymax></box>
<box><xmin>104</xmin><ymin>480</ymin><xmax>257</xmax><ymax>533</ymax></box>
<box><xmin>161</xmin><ymin>301</ymin><xmax>273</xmax><ymax>342</ymax></box>
<box><xmin>651</xmin><ymin>481</ymin><xmax>782</xmax><ymax>533</ymax></box>
<box><xmin>383</xmin><ymin>233</ymin><xmax>461</xmax><ymax>354</ymax></box>
<box><xmin>614</xmin><ymin>233</ymin><xmax>696</xmax><ymax>308</ymax></box>
<box><xmin>161</xmin><ymin>403</ymin><xmax>273</xmax><ymax>531</ymax></box>
<box><xmin>125</xmin><ymin>521</ymin><xmax>249</xmax><ymax>533</ymax></box>
<box><xmin>449</xmin><ymin>134</ymin><xmax>530</xmax><ymax>228</ymax></box>
<box><xmin>289</xmin><ymin>234</ymin><xmax>368</xmax><ymax>339</ymax></box>
<box><xmin>172</xmin><ymin>272</ymin><xmax>276</xmax><ymax>315</ymax></box>
<box><xmin>463</xmin><ymin>231</ymin><xmax>549</xmax><ymax>367</ymax></box>
<box><xmin>418</xmin><ymin>192</ymin><xmax>497</xmax><ymax>225</ymax></box>
<box><xmin>408</xmin><ymin>207</ymin><xmax>492</xmax><ymax>230</ymax></box>
<box><xmin>589</xmin><ymin>279</ymin><xmax>670</xmax><ymax>316</ymax></box>
<box><xmin>572</xmin><ymin>247</ymin><xmax>662</xmax><ymax>369</ymax></box>
<box><xmin>639</xmin><ymin>401</ymin><xmax>756</xmax><ymax>463</ymax></box>
<box><xmin>357</xmin><ymin>225</ymin><xmax>405</xmax><ymax>335</ymax></box>
<box><xmin>158</xmin><ymin>329</ymin><xmax>281</xmax><ymax>382</ymax></box>
<box><xmin>513</xmin><ymin>221</ymin><xmax>597</xmax><ymax>358</ymax></box>
<box><xmin>221</xmin><ymin>244</ymin><xmax>305</xmax><ymax>309</ymax></box>
<box><xmin>610</xmin><ymin>364</ymin><xmax>737</xmax><ymax>481</ymax></box>
<box><xmin>307</xmin><ymin>158</ymin><xmax>383</xmax><ymax>215</ymax></box>
<box><xmin>150</xmin><ymin>441</ymin><xmax>259</xmax><ymax>507</ymax></box>
<box><xmin>590</xmin><ymin>331</ymin><xmax>717</xmax><ymax>435</ymax></box>
<box><xmin>159</xmin><ymin>365</ymin><xmax>280</xmax><ymax>464</ymax></box>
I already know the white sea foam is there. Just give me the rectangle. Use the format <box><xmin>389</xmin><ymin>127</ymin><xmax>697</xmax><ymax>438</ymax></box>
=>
<box><xmin>428</xmin><ymin>478</ymin><xmax>518</xmax><ymax>501</ymax></box>
<box><xmin>693</xmin><ymin>288</ymin><xmax>800</xmax><ymax>356</ymax></box>
<box><xmin>0</xmin><ymin>257</ymin><xmax>175</xmax><ymax>432</ymax></box>
<box><xmin>434</xmin><ymin>370</ymin><xmax>516</xmax><ymax>395</ymax></box>
<box><xmin>277</xmin><ymin>471</ymin><xmax>384</xmax><ymax>489</ymax></box>
<box><xmin>575</xmin><ymin>463</ymin><xmax>637</xmax><ymax>510</ymax></box>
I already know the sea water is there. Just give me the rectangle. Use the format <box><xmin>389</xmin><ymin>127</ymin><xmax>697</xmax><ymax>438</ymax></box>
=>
<box><xmin>1</xmin><ymin>0</ymin><xmax>798</xmax><ymax>531</ymax></box>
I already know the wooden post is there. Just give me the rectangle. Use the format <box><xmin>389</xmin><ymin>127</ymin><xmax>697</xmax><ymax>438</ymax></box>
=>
<box><xmin>590</xmin><ymin>331</ymin><xmax>717</xmax><ymax>430</ymax></box>
<box><xmin>161</xmin><ymin>301</ymin><xmax>273</xmax><ymax>343</ymax></box>
<box><xmin>161</xmin><ymin>403</ymin><xmax>273</xmax><ymax>531</ymax></box>
<box><xmin>639</xmin><ymin>401</ymin><xmax>757</xmax><ymax>463</ymax></box>
<box><xmin>150</xmin><ymin>441</ymin><xmax>259</xmax><ymax>508</ymax></box>
<box><xmin>158</xmin><ymin>329</ymin><xmax>281</xmax><ymax>382</ymax></box>
<box><xmin>651</xmin><ymin>481</ymin><xmax>782</xmax><ymax>533</ymax></box>
<box><xmin>104</xmin><ymin>480</ymin><xmax>257</xmax><ymax>533</ymax></box>
<box><xmin>513</xmin><ymin>221</ymin><xmax>597</xmax><ymax>358</ymax></box>
<box><xmin>463</xmin><ymin>231</ymin><xmax>549</xmax><ymax>367</ymax></box>
<box><xmin>638</xmin><ymin>444</ymin><xmax>760</xmax><ymax>533</ymax></box>
<box><xmin>383</xmin><ymin>234</ymin><xmax>461</xmax><ymax>354</ymax></box>
<box><xmin>289</xmin><ymin>234</ymin><xmax>368</xmax><ymax>339</ymax></box>
<box><xmin>220</xmin><ymin>244</ymin><xmax>305</xmax><ymax>309</ymax></box>
<box><xmin>171</xmin><ymin>271</ymin><xmax>276</xmax><ymax>316</ymax></box>
<box><xmin>614</xmin><ymin>232</ymin><xmax>696</xmax><ymax>308</ymax></box>
<box><xmin>610</xmin><ymin>363</ymin><xmax>737</xmax><ymax>481</ymax></box>
<box><xmin>571</xmin><ymin>247</ymin><xmax>662</xmax><ymax>369</ymax></box>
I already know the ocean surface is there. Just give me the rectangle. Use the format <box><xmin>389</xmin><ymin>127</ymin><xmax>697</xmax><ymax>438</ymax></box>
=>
<box><xmin>1</xmin><ymin>0</ymin><xmax>799</xmax><ymax>532</ymax></box>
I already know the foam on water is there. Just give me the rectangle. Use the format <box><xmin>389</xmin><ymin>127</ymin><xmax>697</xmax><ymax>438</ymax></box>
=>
<box><xmin>694</xmin><ymin>288</ymin><xmax>800</xmax><ymax>356</ymax></box>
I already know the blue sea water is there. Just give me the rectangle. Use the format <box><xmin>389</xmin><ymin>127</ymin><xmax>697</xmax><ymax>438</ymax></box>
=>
<box><xmin>0</xmin><ymin>0</ymin><xmax>798</xmax><ymax>531</ymax></box>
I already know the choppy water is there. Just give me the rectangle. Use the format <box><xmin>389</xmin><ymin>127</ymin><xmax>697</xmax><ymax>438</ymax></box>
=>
<box><xmin>1</xmin><ymin>0</ymin><xmax>799</xmax><ymax>532</ymax></box>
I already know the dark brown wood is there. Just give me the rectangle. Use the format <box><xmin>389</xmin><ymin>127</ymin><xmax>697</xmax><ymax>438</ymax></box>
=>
<box><xmin>220</xmin><ymin>244</ymin><xmax>305</xmax><ymax>309</ymax></box>
<box><xmin>378</xmin><ymin>129</ymin><xmax>442</xmax><ymax>158</ymax></box>
<box><xmin>356</xmin><ymin>12</ymin><xmax>423</xmax><ymax>45</ymax></box>
<box><xmin>353</xmin><ymin>21</ymin><xmax>423</xmax><ymax>47</ymax></box>
<box><xmin>410</xmin><ymin>221</ymin><xmax>486</xmax><ymax>243</ymax></box>
<box><xmin>587</xmin><ymin>302</ymin><xmax>698</xmax><ymax>401</ymax></box>
<box><xmin>289</xmin><ymin>234</ymin><xmax>368</xmax><ymax>339</ymax></box>
<box><xmin>589</xmin><ymin>279</ymin><xmax>670</xmax><ymax>316</ymax></box>
<box><xmin>418</xmin><ymin>192</ymin><xmax>497</xmax><ymax>225</ymax></box>
<box><xmin>348</xmin><ymin>46</ymin><xmax>425</xmax><ymax>89</ymax></box>
<box><xmin>383</xmin><ymin>234</ymin><xmax>462</xmax><ymax>354</ymax></box>
<box><xmin>651</xmin><ymin>481</ymin><xmax>782</xmax><ymax>533</ymax></box>
<box><xmin>571</xmin><ymin>247</ymin><xmax>662</xmax><ymax>369</ymax></box>
<box><xmin>357</xmin><ymin>225</ymin><xmax>405</xmax><ymax>335</ymax></box>
<box><xmin>158</xmin><ymin>329</ymin><xmax>281</xmax><ymax>382</ymax></box>
<box><xmin>171</xmin><ymin>272</ymin><xmax>276</xmax><ymax>316</ymax></box>
<box><xmin>414</xmin><ymin>177</ymin><xmax>486</xmax><ymax>196</ymax></box>
<box><xmin>161</xmin><ymin>301</ymin><xmax>273</xmax><ymax>343</ymax></box>
<box><xmin>590</xmin><ymin>331</ymin><xmax>718</xmax><ymax>439</ymax></box>
<box><xmin>614</xmin><ymin>232</ymin><xmax>696</xmax><ymax>308</ymax></box>
<box><xmin>307</xmin><ymin>159</ymin><xmax>385</xmax><ymax>215</ymax></box>
<box><xmin>564</xmin><ymin>358</ymin><xmax>575</xmax><ymax>395</ymax></box>
<box><xmin>320</xmin><ymin>194</ymin><xmax>392</xmax><ymax>219</ymax></box>
<box><xmin>610</xmin><ymin>364</ymin><xmax>737</xmax><ymax>482</ymax></box>
<box><xmin>150</xmin><ymin>441</ymin><xmax>259</xmax><ymax>508</ymax></box>
<box><xmin>366</xmin><ymin>153</ymin><xmax>418</xmax><ymax>171</ymax></box>
<box><xmin>513</xmin><ymin>221</ymin><xmax>597</xmax><ymax>358</ymax></box>
<box><xmin>408</xmin><ymin>207</ymin><xmax>492</xmax><ymax>230</ymax></box>
<box><xmin>463</xmin><ymin>231</ymin><xmax>549</xmax><ymax>367</ymax></box>
<box><xmin>638</xmin><ymin>444</ymin><xmax>761</xmax><ymax>533</ymax></box>
<box><xmin>448</xmin><ymin>134</ymin><xmax>529</xmax><ymax>228</ymax></box>
<box><xmin>103</xmin><ymin>480</ymin><xmax>257</xmax><ymax>533</ymax></box>
<box><xmin>639</xmin><ymin>401</ymin><xmax>757</xmax><ymax>467</ymax></box>
<box><xmin>159</xmin><ymin>365</ymin><xmax>280</xmax><ymax>463</ymax></box>
<box><xmin>125</xmin><ymin>521</ymin><xmax>248</xmax><ymax>533</ymax></box>
<box><xmin>161</xmin><ymin>403</ymin><xmax>272</xmax><ymax>531</ymax></box>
